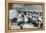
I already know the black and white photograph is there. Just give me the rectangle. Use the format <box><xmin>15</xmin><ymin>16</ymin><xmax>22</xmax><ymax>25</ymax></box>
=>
<box><xmin>8</xmin><ymin>3</ymin><xmax>43</xmax><ymax>29</ymax></box>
